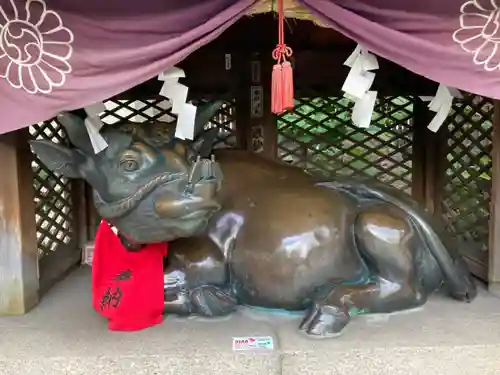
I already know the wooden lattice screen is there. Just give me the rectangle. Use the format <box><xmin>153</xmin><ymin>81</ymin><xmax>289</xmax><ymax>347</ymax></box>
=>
<box><xmin>441</xmin><ymin>94</ymin><xmax>493</xmax><ymax>272</ymax></box>
<box><xmin>101</xmin><ymin>97</ymin><xmax>238</xmax><ymax>149</ymax></box>
<box><xmin>277</xmin><ymin>95</ymin><xmax>414</xmax><ymax>194</ymax></box>
<box><xmin>203</xmin><ymin>99</ymin><xmax>238</xmax><ymax>149</ymax></box>
<box><xmin>30</xmin><ymin>122</ymin><xmax>74</xmax><ymax>259</ymax></box>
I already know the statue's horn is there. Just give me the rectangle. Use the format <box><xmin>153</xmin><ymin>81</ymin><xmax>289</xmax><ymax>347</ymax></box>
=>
<box><xmin>193</xmin><ymin>100</ymin><xmax>225</xmax><ymax>137</ymax></box>
<box><xmin>56</xmin><ymin>110</ymin><xmax>95</xmax><ymax>155</ymax></box>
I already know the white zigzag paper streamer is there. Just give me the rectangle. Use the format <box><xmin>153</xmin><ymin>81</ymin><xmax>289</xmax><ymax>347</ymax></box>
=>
<box><xmin>421</xmin><ymin>84</ymin><xmax>463</xmax><ymax>132</ymax></box>
<box><xmin>158</xmin><ymin>67</ymin><xmax>197</xmax><ymax>140</ymax></box>
<box><xmin>83</xmin><ymin>102</ymin><xmax>108</xmax><ymax>154</ymax></box>
<box><xmin>341</xmin><ymin>45</ymin><xmax>379</xmax><ymax>128</ymax></box>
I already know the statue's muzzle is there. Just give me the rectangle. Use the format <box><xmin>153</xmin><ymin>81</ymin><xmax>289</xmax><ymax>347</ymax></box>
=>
<box><xmin>154</xmin><ymin>156</ymin><xmax>222</xmax><ymax>219</ymax></box>
<box><xmin>153</xmin><ymin>192</ymin><xmax>221</xmax><ymax>219</ymax></box>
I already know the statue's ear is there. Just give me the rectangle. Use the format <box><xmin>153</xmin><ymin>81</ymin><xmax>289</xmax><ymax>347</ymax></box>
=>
<box><xmin>57</xmin><ymin>111</ymin><xmax>94</xmax><ymax>155</ymax></box>
<box><xmin>191</xmin><ymin>128</ymin><xmax>219</xmax><ymax>158</ymax></box>
<box><xmin>29</xmin><ymin>140</ymin><xmax>84</xmax><ymax>179</ymax></box>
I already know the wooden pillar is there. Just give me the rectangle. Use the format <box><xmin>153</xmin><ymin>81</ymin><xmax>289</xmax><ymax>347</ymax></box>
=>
<box><xmin>428</xmin><ymin>127</ymin><xmax>449</xmax><ymax>218</ymax></box>
<box><xmin>488</xmin><ymin>101</ymin><xmax>500</xmax><ymax>295</ymax></box>
<box><xmin>411</xmin><ymin>99</ymin><xmax>428</xmax><ymax>206</ymax></box>
<box><xmin>0</xmin><ymin>129</ymin><xmax>39</xmax><ymax>315</ymax></box>
<box><xmin>235</xmin><ymin>51</ymin><xmax>251</xmax><ymax>151</ymax></box>
<box><xmin>259</xmin><ymin>55</ymin><xmax>278</xmax><ymax>159</ymax></box>
<box><xmin>411</xmin><ymin>98</ymin><xmax>448</xmax><ymax>215</ymax></box>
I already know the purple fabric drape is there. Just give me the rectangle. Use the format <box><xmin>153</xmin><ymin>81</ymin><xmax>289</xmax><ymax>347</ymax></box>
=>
<box><xmin>0</xmin><ymin>0</ymin><xmax>255</xmax><ymax>134</ymax></box>
<box><xmin>1</xmin><ymin>0</ymin><xmax>499</xmax><ymax>135</ymax></box>
<box><xmin>299</xmin><ymin>0</ymin><xmax>500</xmax><ymax>100</ymax></box>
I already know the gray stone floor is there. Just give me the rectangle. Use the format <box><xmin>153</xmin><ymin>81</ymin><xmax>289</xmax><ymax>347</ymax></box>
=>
<box><xmin>1</xmin><ymin>267</ymin><xmax>500</xmax><ymax>374</ymax></box>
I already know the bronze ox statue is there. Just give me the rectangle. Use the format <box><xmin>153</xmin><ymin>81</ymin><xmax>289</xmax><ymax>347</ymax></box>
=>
<box><xmin>30</xmin><ymin>101</ymin><xmax>477</xmax><ymax>338</ymax></box>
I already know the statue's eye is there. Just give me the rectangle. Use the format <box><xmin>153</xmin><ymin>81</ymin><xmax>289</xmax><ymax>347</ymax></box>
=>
<box><xmin>120</xmin><ymin>159</ymin><xmax>140</xmax><ymax>172</ymax></box>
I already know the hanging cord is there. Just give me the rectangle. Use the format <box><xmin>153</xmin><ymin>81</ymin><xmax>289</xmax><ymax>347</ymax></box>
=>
<box><xmin>271</xmin><ymin>0</ymin><xmax>293</xmax><ymax>64</ymax></box>
<box><xmin>271</xmin><ymin>0</ymin><xmax>294</xmax><ymax>114</ymax></box>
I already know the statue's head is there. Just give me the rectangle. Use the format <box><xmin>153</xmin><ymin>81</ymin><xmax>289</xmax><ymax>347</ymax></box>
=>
<box><xmin>30</xmin><ymin>101</ymin><xmax>225</xmax><ymax>244</ymax></box>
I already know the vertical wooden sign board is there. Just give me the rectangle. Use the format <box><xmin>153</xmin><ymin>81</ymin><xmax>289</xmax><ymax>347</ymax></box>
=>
<box><xmin>246</xmin><ymin>54</ymin><xmax>277</xmax><ymax>159</ymax></box>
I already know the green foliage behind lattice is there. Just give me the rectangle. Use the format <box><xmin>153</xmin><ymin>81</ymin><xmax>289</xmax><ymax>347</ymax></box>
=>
<box><xmin>277</xmin><ymin>95</ymin><xmax>414</xmax><ymax>193</ymax></box>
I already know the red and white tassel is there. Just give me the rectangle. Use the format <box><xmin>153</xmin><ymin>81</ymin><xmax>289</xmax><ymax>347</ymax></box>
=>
<box><xmin>271</xmin><ymin>64</ymin><xmax>284</xmax><ymax>114</ymax></box>
<box><xmin>281</xmin><ymin>61</ymin><xmax>294</xmax><ymax>110</ymax></box>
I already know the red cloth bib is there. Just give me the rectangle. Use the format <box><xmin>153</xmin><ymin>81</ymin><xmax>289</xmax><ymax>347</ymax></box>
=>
<box><xmin>91</xmin><ymin>220</ymin><xmax>167</xmax><ymax>331</ymax></box>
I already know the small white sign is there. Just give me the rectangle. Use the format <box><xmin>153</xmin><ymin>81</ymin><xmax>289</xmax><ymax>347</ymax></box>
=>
<box><xmin>82</xmin><ymin>242</ymin><xmax>94</xmax><ymax>266</ymax></box>
<box><xmin>232</xmin><ymin>336</ymin><xmax>274</xmax><ymax>351</ymax></box>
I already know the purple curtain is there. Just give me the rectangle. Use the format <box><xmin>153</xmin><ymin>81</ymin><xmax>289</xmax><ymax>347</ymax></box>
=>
<box><xmin>0</xmin><ymin>0</ymin><xmax>255</xmax><ymax>134</ymax></box>
<box><xmin>1</xmin><ymin>0</ymin><xmax>499</xmax><ymax>135</ymax></box>
<box><xmin>299</xmin><ymin>0</ymin><xmax>500</xmax><ymax>100</ymax></box>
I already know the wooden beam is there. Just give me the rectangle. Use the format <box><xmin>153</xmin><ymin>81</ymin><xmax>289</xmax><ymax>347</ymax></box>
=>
<box><xmin>201</xmin><ymin>14</ymin><xmax>354</xmax><ymax>51</ymax></box>
<box><xmin>112</xmin><ymin>48</ymin><xmax>438</xmax><ymax>101</ymax></box>
<box><xmin>0</xmin><ymin>129</ymin><xmax>39</xmax><ymax>315</ymax></box>
<box><xmin>291</xmin><ymin>50</ymin><xmax>438</xmax><ymax>96</ymax></box>
<box><xmin>488</xmin><ymin>100</ymin><xmax>500</xmax><ymax>295</ymax></box>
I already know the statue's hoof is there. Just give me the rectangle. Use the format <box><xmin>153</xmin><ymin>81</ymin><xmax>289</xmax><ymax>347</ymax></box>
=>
<box><xmin>190</xmin><ymin>285</ymin><xmax>238</xmax><ymax>317</ymax></box>
<box><xmin>163</xmin><ymin>290</ymin><xmax>193</xmax><ymax>316</ymax></box>
<box><xmin>299</xmin><ymin>304</ymin><xmax>350</xmax><ymax>339</ymax></box>
<box><xmin>446</xmin><ymin>258</ymin><xmax>478</xmax><ymax>303</ymax></box>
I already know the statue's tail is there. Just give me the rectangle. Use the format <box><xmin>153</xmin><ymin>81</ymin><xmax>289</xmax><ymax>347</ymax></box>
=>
<box><xmin>318</xmin><ymin>180</ymin><xmax>478</xmax><ymax>302</ymax></box>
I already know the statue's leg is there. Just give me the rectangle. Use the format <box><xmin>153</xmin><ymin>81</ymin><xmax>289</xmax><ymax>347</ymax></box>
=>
<box><xmin>163</xmin><ymin>237</ymin><xmax>238</xmax><ymax>317</ymax></box>
<box><xmin>164</xmin><ymin>276</ymin><xmax>238</xmax><ymax>317</ymax></box>
<box><xmin>164</xmin><ymin>284</ymin><xmax>237</xmax><ymax>317</ymax></box>
<box><xmin>324</xmin><ymin>181</ymin><xmax>476</xmax><ymax>301</ymax></box>
<box><xmin>300</xmin><ymin>205</ymin><xmax>427</xmax><ymax>338</ymax></box>
<box><xmin>189</xmin><ymin>285</ymin><xmax>238</xmax><ymax>316</ymax></box>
